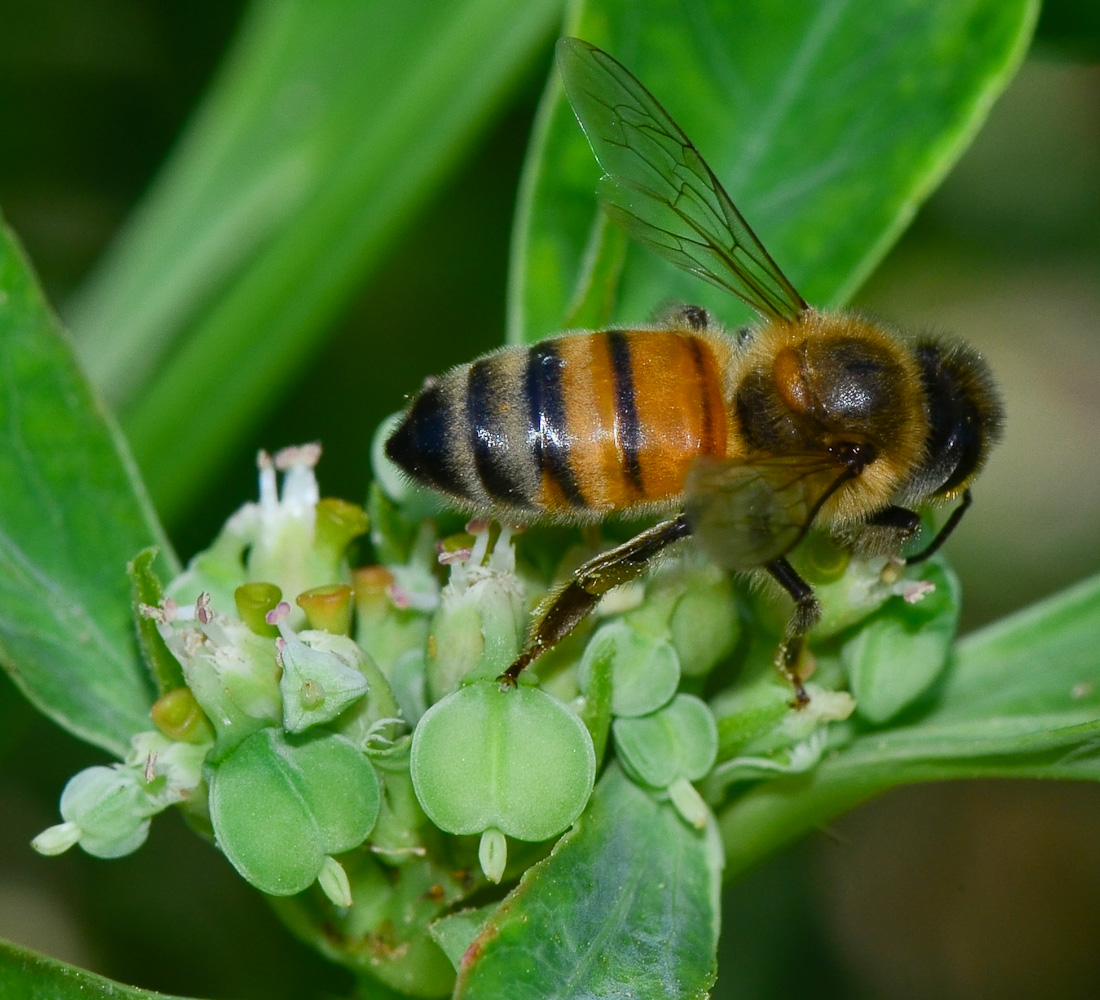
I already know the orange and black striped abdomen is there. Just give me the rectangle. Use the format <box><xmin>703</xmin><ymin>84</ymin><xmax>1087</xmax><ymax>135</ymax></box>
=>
<box><xmin>385</xmin><ymin>329</ymin><xmax>730</xmax><ymax>520</ymax></box>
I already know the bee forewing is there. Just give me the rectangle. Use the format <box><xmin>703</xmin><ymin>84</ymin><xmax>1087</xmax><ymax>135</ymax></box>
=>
<box><xmin>557</xmin><ymin>37</ymin><xmax>808</xmax><ymax>323</ymax></box>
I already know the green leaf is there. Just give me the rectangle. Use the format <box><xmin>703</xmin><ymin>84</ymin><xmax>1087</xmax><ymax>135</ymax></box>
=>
<box><xmin>70</xmin><ymin>0</ymin><xmax>564</xmax><ymax>523</ymax></box>
<box><xmin>0</xmin><ymin>938</ymin><xmax>196</xmax><ymax>1000</ymax></box>
<box><xmin>718</xmin><ymin>572</ymin><xmax>1100</xmax><ymax>882</ymax></box>
<box><xmin>510</xmin><ymin>0</ymin><xmax>1039</xmax><ymax>342</ymax></box>
<box><xmin>0</xmin><ymin>220</ymin><xmax>176</xmax><ymax>758</ymax></box>
<box><xmin>454</xmin><ymin>765</ymin><xmax>723</xmax><ymax>999</ymax></box>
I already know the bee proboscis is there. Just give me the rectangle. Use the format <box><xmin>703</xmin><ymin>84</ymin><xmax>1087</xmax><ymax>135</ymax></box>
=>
<box><xmin>386</xmin><ymin>38</ymin><xmax>1002</xmax><ymax>704</ymax></box>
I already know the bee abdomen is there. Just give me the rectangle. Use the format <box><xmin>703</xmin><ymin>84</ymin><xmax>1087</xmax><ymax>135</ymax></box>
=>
<box><xmin>386</xmin><ymin>330</ymin><xmax>729</xmax><ymax>519</ymax></box>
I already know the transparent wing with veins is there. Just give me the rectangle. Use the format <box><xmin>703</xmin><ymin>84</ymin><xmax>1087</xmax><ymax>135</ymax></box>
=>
<box><xmin>684</xmin><ymin>455</ymin><xmax>853</xmax><ymax>569</ymax></box>
<box><xmin>557</xmin><ymin>37</ymin><xmax>808</xmax><ymax>323</ymax></box>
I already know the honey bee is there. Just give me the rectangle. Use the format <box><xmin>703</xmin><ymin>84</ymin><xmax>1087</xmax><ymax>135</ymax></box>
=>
<box><xmin>386</xmin><ymin>38</ymin><xmax>1002</xmax><ymax>704</ymax></box>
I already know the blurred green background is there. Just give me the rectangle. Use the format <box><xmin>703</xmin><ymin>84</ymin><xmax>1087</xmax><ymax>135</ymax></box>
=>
<box><xmin>0</xmin><ymin>2</ymin><xmax>1098</xmax><ymax>998</ymax></box>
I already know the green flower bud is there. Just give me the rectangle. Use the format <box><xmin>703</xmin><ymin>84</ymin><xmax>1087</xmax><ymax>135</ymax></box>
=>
<box><xmin>150</xmin><ymin>687</ymin><xmax>215</xmax><ymax>745</ymax></box>
<box><xmin>207</xmin><ymin>727</ymin><xmax>381</xmax><ymax>897</ymax></box>
<box><xmin>578</xmin><ymin>622</ymin><xmax>680</xmax><ymax>718</ymax></box>
<box><xmin>410</xmin><ymin>682</ymin><xmax>595</xmax><ymax>842</ymax></box>
<box><xmin>353</xmin><ymin>565</ymin><xmax>434</xmax><ymax>676</ymax></box>
<box><xmin>152</xmin><ymin>598</ymin><xmax>281</xmax><ymax>756</ymax></box>
<box><xmin>38</xmin><ymin>766</ymin><xmax>150</xmax><ymax>859</ymax></box>
<box><xmin>426</xmin><ymin>526</ymin><xmax>526</xmax><ymax>700</ymax></box>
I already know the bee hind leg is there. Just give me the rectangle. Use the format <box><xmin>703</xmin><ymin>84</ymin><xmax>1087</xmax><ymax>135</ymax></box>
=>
<box><xmin>499</xmin><ymin>515</ymin><xmax>692</xmax><ymax>685</ymax></box>
<box><xmin>765</xmin><ymin>557</ymin><xmax>822</xmax><ymax>709</ymax></box>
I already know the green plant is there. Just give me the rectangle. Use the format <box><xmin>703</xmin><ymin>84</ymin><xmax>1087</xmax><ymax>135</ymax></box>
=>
<box><xmin>3</xmin><ymin>1</ymin><xmax>1098</xmax><ymax>998</ymax></box>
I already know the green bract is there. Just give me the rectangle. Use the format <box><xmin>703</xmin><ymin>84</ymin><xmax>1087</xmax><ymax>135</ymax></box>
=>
<box><xmin>614</xmin><ymin>694</ymin><xmax>718</xmax><ymax>789</ymax></box>
<box><xmin>409</xmin><ymin>682</ymin><xmax>596</xmax><ymax>842</ymax></box>
<box><xmin>578</xmin><ymin>621</ymin><xmax>680</xmax><ymax>718</ymax></box>
<box><xmin>207</xmin><ymin>727</ymin><xmax>381</xmax><ymax>897</ymax></box>
<box><xmin>843</xmin><ymin>558</ymin><xmax>961</xmax><ymax>723</ymax></box>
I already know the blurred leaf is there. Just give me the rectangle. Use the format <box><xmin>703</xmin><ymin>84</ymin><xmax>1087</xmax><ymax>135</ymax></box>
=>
<box><xmin>454</xmin><ymin>765</ymin><xmax>722</xmax><ymax>999</ymax></box>
<box><xmin>718</xmin><ymin>571</ymin><xmax>1100</xmax><ymax>882</ymax></box>
<box><xmin>0</xmin><ymin>220</ymin><xmax>175</xmax><ymax>757</ymax></box>
<box><xmin>510</xmin><ymin>0</ymin><xmax>1039</xmax><ymax>343</ymax></box>
<box><xmin>0</xmin><ymin>939</ymin><xmax>197</xmax><ymax>999</ymax></box>
<box><xmin>70</xmin><ymin>0</ymin><xmax>564</xmax><ymax>523</ymax></box>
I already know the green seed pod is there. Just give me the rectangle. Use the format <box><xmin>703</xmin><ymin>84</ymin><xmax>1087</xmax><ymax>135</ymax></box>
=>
<box><xmin>410</xmin><ymin>682</ymin><xmax>595</xmax><ymax>843</ymax></box>
<box><xmin>278</xmin><ymin>633</ymin><xmax>370</xmax><ymax>734</ymax></box>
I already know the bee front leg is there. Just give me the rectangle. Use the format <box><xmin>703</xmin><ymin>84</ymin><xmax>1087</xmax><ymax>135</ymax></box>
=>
<box><xmin>765</xmin><ymin>556</ymin><xmax>822</xmax><ymax>709</ymax></box>
<box><xmin>499</xmin><ymin>515</ymin><xmax>692</xmax><ymax>684</ymax></box>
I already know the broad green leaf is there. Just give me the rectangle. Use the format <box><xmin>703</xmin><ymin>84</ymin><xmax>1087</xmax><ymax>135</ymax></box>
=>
<box><xmin>0</xmin><ymin>939</ymin><xmax>195</xmax><ymax>1000</ymax></box>
<box><xmin>0</xmin><ymin>221</ymin><xmax>176</xmax><ymax>757</ymax></box>
<box><xmin>718</xmin><ymin>572</ymin><xmax>1100</xmax><ymax>882</ymax></box>
<box><xmin>70</xmin><ymin>0</ymin><xmax>564</xmax><ymax>522</ymax></box>
<box><xmin>510</xmin><ymin>0</ymin><xmax>1039</xmax><ymax>342</ymax></box>
<box><xmin>454</xmin><ymin>765</ymin><xmax>723</xmax><ymax>1000</ymax></box>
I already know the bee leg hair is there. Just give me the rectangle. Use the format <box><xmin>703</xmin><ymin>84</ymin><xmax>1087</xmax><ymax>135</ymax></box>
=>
<box><xmin>499</xmin><ymin>514</ymin><xmax>692</xmax><ymax>685</ymax></box>
<box><xmin>765</xmin><ymin>556</ymin><xmax>822</xmax><ymax>709</ymax></box>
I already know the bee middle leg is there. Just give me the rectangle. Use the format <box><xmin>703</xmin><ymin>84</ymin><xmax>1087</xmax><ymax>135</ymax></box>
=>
<box><xmin>765</xmin><ymin>556</ymin><xmax>822</xmax><ymax>708</ymax></box>
<box><xmin>499</xmin><ymin>515</ymin><xmax>692</xmax><ymax>684</ymax></box>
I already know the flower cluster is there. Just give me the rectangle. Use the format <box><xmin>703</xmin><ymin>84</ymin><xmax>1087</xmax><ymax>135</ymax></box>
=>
<box><xmin>33</xmin><ymin>438</ymin><xmax>950</xmax><ymax>997</ymax></box>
